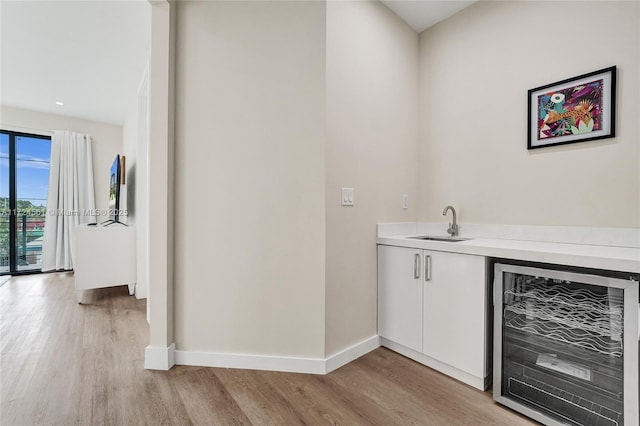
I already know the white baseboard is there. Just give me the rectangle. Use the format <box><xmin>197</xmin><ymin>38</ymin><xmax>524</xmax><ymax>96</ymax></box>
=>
<box><xmin>174</xmin><ymin>335</ymin><xmax>381</xmax><ymax>375</ymax></box>
<box><xmin>144</xmin><ymin>336</ymin><xmax>489</xmax><ymax>392</ymax></box>
<box><xmin>143</xmin><ymin>336</ymin><xmax>487</xmax><ymax>390</ymax></box>
<box><xmin>144</xmin><ymin>343</ymin><xmax>175</xmax><ymax>370</ymax></box>
<box><xmin>325</xmin><ymin>335</ymin><xmax>380</xmax><ymax>373</ymax></box>
<box><xmin>174</xmin><ymin>350</ymin><xmax>326</xmax><ymax>374</ymax></box>
<box><xmin>381</xmin><ymin>338</ymin><xmax>488</xmax><ymax>390</ymax></box>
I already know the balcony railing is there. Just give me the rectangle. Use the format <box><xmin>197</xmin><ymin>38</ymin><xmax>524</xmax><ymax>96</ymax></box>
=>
<box><xmin>0</xmin><ymin>214</ymin><xmax>45</xmax><ymax>272</ymax></box>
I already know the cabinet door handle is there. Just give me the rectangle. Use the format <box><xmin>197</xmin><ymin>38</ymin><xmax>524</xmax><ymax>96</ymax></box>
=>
<box><xmin>425</xmin><ymin>255</ymin><xmax>431</xmax><ymax>281</ymax></box>
<box><xmin>414</xmin><ymin>253</ymin><xmax>420</xmax><ymax>279</ymax></box>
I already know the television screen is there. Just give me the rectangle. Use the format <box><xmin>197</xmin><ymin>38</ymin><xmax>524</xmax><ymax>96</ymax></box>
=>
<box><xmin>108</xmin><ymin>155</ymin><xmax>120</xmax><ymax>222</ymax></box>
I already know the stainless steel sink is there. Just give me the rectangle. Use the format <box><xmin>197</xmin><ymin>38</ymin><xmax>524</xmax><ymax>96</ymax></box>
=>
<box><xmin>407</xmin><ymin>235</ymin><xmax>471</xmax><ymax>242</ymax></box>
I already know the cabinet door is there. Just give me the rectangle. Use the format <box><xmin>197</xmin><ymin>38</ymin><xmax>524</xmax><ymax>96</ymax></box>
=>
<box><xmin>378</xmin><ymin>245</ymin><xmax>423</xmax><ymax>352</ymax></box>
<box><xmin>75</xmin><ymin>225</ymin><xmax>137</xmax><ymax>290</ymax></box>
<box><xmin>423</xmin><ymin>251</ymin><xmax>485</xmax><ymax>377</ymax></box>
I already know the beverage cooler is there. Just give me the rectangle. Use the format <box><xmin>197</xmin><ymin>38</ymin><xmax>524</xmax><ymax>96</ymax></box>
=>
<box><xmin>493</xmin><ymin>263</ymin><xmax>639</xmax><ymax>426</ymax></box>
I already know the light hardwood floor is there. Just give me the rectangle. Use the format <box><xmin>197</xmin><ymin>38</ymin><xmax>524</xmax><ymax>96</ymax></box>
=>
<box><xmin>0</xmin><ymin>272</ymin><xmax>536</xmax><ymax>425</ymax></box>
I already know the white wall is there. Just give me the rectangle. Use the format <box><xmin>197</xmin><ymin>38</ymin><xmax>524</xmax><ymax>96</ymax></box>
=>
<box><xmin>152</xmin><ymin>0</ymin><xmax>640</xmax><ymax>369</ymax></box>
<box><xmin>173</xmin><ymin>1</ymin><xmax>326</xmax><ymax>357</ymax></box>
<box><xmin>122</xmin><ymin>66</ymin><xmax>149</xmax><ymax>300</ymax></box>
<box><xmin>147</xmin><ymin>0</ymin><xmax>175</xmax><ymax>353</ymax></box>
<box><xmin>122</xmin><ymin>98</ymin><xmax>136</xmax><ymax>223</ymax></box>
<box><xmin>325</xmin><ymin>0</ymin><xmax>419</xmax><ymax>356</ymax></box>
<box><xmin>418</xmin><ymin>1</ymin><xmax>640</xmax><ymax>228</ymax></box>
<box><xmin>0</xmin><ymin>106</ymin><xmax>123</xmax><ymax>216</ymax></box>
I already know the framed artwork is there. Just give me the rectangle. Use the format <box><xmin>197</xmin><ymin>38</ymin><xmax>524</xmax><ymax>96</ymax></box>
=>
<box><xmin>528</xmin><ymin>66</ymin><xmax>616</xmax><ymax>149</ymax></box>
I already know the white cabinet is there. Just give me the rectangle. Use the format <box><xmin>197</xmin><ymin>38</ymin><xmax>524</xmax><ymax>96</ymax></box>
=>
<box><xmin>422</xmin><ymin>250</ymin><xmax>486</xmax><ymax>380</ymax></box>
<box><xmin>378</xmin><ymin>245</ymin><xmax>423</xmax><ymax>352</ymax></box>
<box><xmin>74</xmin><ymin>224</ymin><xmax>136</xmax><ymax>303</ymax></box>
<box><xmin>377</xmin><ymin>244</ymin><xmax>488</xmax><ymax>390</ymax></box>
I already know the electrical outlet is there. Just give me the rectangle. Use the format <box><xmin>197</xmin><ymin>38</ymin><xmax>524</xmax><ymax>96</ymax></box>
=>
<box><xmin>402</xmin><ymin>194</ymin><xmax>409</xmax><ymax>209</ymax></box>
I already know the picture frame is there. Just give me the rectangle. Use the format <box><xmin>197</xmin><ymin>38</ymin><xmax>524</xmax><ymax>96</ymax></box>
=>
<box><xmin>528</xmin><ymin>66</ymin><xmax>616</xmax><ymax>150</ymax></box>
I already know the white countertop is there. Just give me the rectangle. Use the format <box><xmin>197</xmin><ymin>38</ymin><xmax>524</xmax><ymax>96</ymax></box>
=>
<box><xmin>377</xmin><ymin>234</ymin><xmax>640</xmax><ymax>274</ymax></box>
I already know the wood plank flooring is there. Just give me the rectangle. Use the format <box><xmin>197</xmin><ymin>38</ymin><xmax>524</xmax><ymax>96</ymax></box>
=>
<box><xmin>0</xmin><ymin>273</ymin><xmax>536</xmax><ymax>425</ymax></box>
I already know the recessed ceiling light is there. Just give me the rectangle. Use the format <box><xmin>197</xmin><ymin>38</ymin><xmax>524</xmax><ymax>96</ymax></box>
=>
<box><xmin>55</xmin><ymin>101</ymin><xmax>64</xmax><ymax>106</ymax></box>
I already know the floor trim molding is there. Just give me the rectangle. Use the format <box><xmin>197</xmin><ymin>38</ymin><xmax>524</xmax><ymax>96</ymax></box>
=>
<box><xmin>144</xmin><ymin>343</ymin><xmax>176</xmax><ymax>370</ymax></box>
<box><xmin>173</xmin><ymin>335</ymin><xmax>381</xmax><ymax>375</ymax></box>
<box><xmin>175</xmin><ymin>349</ymin><xmax>326</xmax><ymax>374</ymax></box>
<box><xmin>325</xmin><ymin>335</ymin><xmax>380</xmax><ymax>373</ymax></box>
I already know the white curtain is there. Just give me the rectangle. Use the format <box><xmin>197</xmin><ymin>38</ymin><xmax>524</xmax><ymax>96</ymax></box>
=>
<box><xmin>41</xmin><ymin>131</ymin><xmax>96</xmax><ymax>271</ymax></box>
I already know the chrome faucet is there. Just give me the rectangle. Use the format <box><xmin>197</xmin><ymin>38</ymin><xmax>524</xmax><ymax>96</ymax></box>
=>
<box><xmin>442</xmin><ymin>205</ymin><xmax>458</xmax><ymax>237</ymax></box>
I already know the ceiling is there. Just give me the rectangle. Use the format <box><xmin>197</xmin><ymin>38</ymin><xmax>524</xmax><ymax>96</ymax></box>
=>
<box><xmin>380</xmin><ymin>0</ymin><xmax>478</xmax><ymax>33</ymax></box>
<box><xmin>0</xmin><ymin>1</ymin><xmax>471</xmax><ymax>126</ymax></box>
<box><xmin>0</xmin><ymin>0</ymin><xmax>150</xmax><ymax>126</ymax></box>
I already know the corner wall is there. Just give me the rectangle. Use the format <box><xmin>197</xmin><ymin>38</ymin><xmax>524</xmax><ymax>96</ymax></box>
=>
<box><xmin>173</xmin><ymin>1</ymin><xmax>327</xmax><ymax>358</ymax></box>
<box><xmin>325</xmin><ymin>0</ymin><xmax>419</xmax><ymax>356</ymax></box>
<box><xmin>122</xmin><ymin>66</ymin><xmax>149</xmax><ymax>299</ymax></box>
<box><xmin>418</xmin><ymin>1</ymin><xmax>640</xmax><ymax>228</ymax></box>
<box><xmin>146</xmin><ymin>0</ymin><xmax>175</xmax><ymax>362</ymax></box>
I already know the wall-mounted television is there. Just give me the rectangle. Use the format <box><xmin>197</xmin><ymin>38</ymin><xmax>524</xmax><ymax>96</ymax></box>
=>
<box><xmin>103</xmin><ymin>154</ymin><xmax>126</xmax><ymax>226</ymax></box>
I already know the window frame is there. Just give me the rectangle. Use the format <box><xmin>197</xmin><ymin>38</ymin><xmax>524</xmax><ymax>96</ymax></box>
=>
<box><xmin>1</xmin><ymin>129</ymin><xmax>52</xmax><ymax>275</ymax></box>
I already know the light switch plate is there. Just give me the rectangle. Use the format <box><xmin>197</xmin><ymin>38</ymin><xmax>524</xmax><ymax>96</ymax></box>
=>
<box><xmin>402</xmin><ymin>194</ymin><xmax>409</xmax><ymax>209</ymax></box>
<box><xmin>341</xmin><ymin>188</ymin><xmax>354</xmax><ymax>206</ymax></box>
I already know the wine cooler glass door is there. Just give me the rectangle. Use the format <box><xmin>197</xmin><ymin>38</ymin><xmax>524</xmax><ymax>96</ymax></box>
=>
<box><xmin>493</xmin><ymin>264</ymin><xmax>638</xmax><ymax>426</ymax></box>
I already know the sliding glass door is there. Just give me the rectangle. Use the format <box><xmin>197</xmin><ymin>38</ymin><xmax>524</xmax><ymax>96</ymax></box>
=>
<box><xmin>0</xmin><ymin>130</ymin><xmax>51</xmax><ymax>274</ymax></box>
<box><xmin>1</xmin><ymin>132</ymin><xmax>9</xmax><ymax>274</ymax></box>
